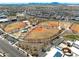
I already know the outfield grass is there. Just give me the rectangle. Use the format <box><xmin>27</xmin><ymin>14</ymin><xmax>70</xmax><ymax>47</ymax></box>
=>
<box><xmin>64</xmin><ymin>35</ymin><xmax>79</xmax><ymax>41</ymax></box>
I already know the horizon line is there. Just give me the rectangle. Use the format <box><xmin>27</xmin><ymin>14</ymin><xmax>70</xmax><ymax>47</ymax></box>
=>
<box><xmin>0</xmin><ymin>2</ymin><xmax>79</xmax><ymax>4</ymax></box>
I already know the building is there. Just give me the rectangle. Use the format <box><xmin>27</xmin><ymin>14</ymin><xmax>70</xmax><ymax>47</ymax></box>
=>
<box><xmin>0</xmin><ymin>15</ymin><xmax>9</xmax><ymax>22</ymax></box>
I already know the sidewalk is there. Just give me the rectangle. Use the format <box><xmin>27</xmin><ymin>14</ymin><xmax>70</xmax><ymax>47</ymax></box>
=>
<box><xmin>12</xmin><ymin>44</ymin><xmax>32</xmax><ymax>57</ymax></box>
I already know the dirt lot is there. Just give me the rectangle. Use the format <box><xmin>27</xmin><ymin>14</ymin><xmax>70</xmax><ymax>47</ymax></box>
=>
<box><xmin>25</xmin><ymin>27</ymin><xmax>59</xmax><ymax>41</ymax></box>
<box><xmin>70</xmin><ymin>24</ymin><xmax>79</xmax><ymax>33</ymax></box>
<box><xmin>4</xmin><ymin>22</ymin><xmax>27</xmax><ymax>32</ymax></box>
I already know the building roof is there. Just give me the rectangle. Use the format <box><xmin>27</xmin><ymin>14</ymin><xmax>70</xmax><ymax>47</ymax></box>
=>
<box><xmin>0</xmin><ymin>19</ymin><xmax>9</xmax><ymax>22</ymax></box>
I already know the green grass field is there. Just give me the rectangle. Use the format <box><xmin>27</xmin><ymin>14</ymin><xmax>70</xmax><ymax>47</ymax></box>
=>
<box><xmin>64</xmin><ymin>35</ymin><xmax>79</xmax><ymax>41</ymax></box>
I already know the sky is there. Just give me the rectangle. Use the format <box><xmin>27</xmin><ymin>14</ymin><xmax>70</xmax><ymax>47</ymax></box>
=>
<box><xmin>0</xmin><ymin>0</ymin><xmax>79</xmax><ymax>4</ymax></box>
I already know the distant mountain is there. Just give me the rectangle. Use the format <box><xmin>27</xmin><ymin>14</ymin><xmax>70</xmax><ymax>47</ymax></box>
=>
<box><xmin>51</xmin><ymin>2</ymin><xmax>61</xmax><ymax>4</ymax></box>
<box><xmin>0</xmin><ymin>2</ymin><xmax>61</xmax><ymax>7</ymax></box>
<box><xmin>0</xmin><ymin>4</ymin><xmax>27</xmax><ymax>7</ymax></box>
<box><xmin>0</xmin><ymin>2</ymin><xmax>79</xmax><ymax>7</ymax></box>
<box><xmin>28</xmin><ymin>2</ymin><xmax>61</xmax><ymax>5</ymax></box>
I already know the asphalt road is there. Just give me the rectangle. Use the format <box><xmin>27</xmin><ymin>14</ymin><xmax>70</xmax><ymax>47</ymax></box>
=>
<box><xmin>0</xmin><ymin>37</ymin><xmax>27</xmax><ymax>57</ymax></box>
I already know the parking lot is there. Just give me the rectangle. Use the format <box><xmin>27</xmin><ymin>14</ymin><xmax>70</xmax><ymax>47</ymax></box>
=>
<box><xmin>3</xmin><ymin>34</ymin><xmax>18</xmax><ymax>45</ymax></box>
